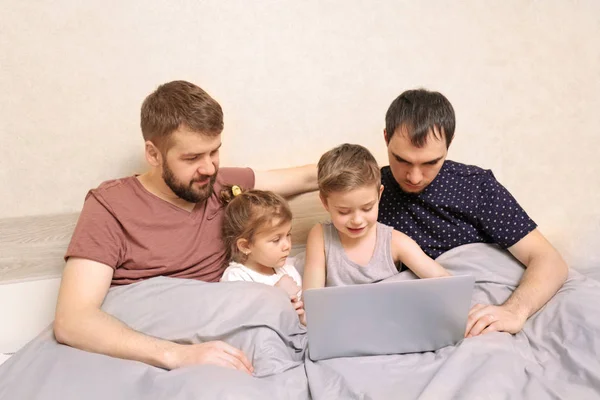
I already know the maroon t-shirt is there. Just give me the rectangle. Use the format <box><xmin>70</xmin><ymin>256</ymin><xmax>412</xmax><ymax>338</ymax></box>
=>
<box><xmin>65</xmin><ymin>168</ymin><xmax>255</xmax><ymax>286</ymax></box>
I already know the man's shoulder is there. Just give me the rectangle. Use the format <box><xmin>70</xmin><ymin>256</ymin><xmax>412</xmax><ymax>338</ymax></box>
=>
<box><xmin>73</xmin><ymin>177</ymin><xmax>143</xmax><ymax>223</ymax></box>
<box><xmin>441</xmin><ymin>160</ymin><xmax>492</xmax><ymax>179</ymax></box>
<box><xmin>215</xmin><ymin>167</ymin><xmax>255</xmax><ymax>189</ymax></box>
<box><xmin>90</xmin><ymin>176</ymin><xmax>138</xmax><ymax>195</ymax></box>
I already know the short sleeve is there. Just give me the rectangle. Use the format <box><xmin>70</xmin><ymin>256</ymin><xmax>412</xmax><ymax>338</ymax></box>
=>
<box><xmin>476</xmin><ymin>171</ymin><xmax>537</xmax><ymax>248</ymax></box>
<box><xmin>64</xmin><ymin>191</ymin><xmax>126</xmax><ymax>269</ymax></box>
<box><xmin>218</xmin><ymin>167</ymin><xmax>255</xmax><ymax>190</ymax></box>
<box><xmin>220</xmin><ymin>264</ymin><xmax>254</xmax><ymax>282</ymax></box>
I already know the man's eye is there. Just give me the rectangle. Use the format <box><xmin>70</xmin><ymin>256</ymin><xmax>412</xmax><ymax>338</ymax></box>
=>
<box><xmin>185</xmin><ymin>157</ymin><xmax>198</xmax><ymax>162</ymax></box>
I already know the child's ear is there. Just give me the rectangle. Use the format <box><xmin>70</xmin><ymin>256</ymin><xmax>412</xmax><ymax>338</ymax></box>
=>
<box><xmin>236</xmin><ymin>238</ymin><xmax>251</xmax><ymax>255</ymax></box>
<box><xmin>378</xmin><ymin>185</ymin><xmax>384</xmax><ymax>199</ymax></box>
<box><xmin>319</xmin><ymin>193</ymin><xmax>329</xmax><ymax>211</ymax></box>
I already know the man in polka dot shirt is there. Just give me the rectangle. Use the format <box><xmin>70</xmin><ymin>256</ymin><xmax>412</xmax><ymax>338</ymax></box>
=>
<box><xmin>378</xmin><ymin>89</ymin><xmax>568</xmax><ymax>338</ymax></box>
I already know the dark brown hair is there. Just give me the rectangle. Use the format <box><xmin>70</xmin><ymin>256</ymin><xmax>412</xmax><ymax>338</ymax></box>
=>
<box><xmin>385</xmin><ymin>88</ymin><xmax>455</xmax><ymax>148</ymax></box>
<box><xmin>140</xmin><ymin>80</ymin><xmax>223</xmax><ymax>151</ymax></box>
<box><xmin>221</xmin><ymin>186</ymin><xmax>293</xmax><ymax>265</ymax></box>
<box><xmin>318</xmin><ymin>143</ymin><xmax>381</xmax><ymax>198</ymax></box>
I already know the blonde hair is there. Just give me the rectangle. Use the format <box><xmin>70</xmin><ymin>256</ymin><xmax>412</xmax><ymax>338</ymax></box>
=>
<box><xmin>318</xmin><ymin>143</ymin><xmax>381</xmax><ymax>198</ymax></box>
<box><xmin>221</xmin><ymin>186</ymin><xmax>292</xmax><ymax>264</ymax></box>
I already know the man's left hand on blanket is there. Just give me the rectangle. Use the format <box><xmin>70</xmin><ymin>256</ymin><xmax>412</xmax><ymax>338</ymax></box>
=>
<box><xmin>465</xmin><ymin>303</ymin><xmax>527</xmax><ymax>337</ymax></box>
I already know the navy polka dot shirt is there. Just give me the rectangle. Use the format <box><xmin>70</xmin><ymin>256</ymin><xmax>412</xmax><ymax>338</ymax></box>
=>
<box><xmin>378</xmin><ymin>160</ymin><xmax>537</xmax><ymax>259</ymax></box>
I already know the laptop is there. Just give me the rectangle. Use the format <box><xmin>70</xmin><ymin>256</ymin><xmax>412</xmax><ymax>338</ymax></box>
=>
<box><xmin>303</xmin><ymin>275</ymin><xmax>475</xmax><ymax>360</ymax></box>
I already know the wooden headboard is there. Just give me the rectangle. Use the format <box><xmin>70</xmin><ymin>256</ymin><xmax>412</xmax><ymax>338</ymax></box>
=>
<box><xmin>0</xmin><ymin>191</ymin><xmax>328</xmax><ymax>284</ymax></box>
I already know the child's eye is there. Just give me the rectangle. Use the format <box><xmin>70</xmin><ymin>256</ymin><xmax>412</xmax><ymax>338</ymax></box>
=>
<box><xmin>362</xmin><ymin>207</ymin><xmax>373</xmax><ymax>212</ymax></box>
<box><xmin>338</xmin><ymin>211</ymin><xmax>350</xmax><ymax>216</ymax></box>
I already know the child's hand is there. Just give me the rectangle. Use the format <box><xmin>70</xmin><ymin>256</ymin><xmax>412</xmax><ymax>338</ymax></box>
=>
<box><xmin>292</xmin><ymin>296</ymin><xmax>306</xmax><ymax>325</ymax></box>
<box><xmin>275</xmin><ymin>274</ymin><xmax>301</xmax><ymax>298</ymax></box>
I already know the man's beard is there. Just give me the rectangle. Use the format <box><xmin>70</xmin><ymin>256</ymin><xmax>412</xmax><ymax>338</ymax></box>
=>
<box><xmin>162</xmin><ymin>162</ymin><xmax>217</xmax><ymax>203</ymax></box>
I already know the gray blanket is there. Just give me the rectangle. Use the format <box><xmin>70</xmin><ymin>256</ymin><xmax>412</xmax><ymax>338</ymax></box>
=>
<box><xmin>1</xmin><ymin>244</ymin><xmax>599</xmax><ymax>399</ymax></box>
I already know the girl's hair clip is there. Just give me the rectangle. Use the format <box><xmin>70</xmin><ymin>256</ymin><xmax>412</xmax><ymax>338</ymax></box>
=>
<box><xmin>231</xmin><ymin>185</ymin><xmax>242</xmax><ymax>197</ymax></box>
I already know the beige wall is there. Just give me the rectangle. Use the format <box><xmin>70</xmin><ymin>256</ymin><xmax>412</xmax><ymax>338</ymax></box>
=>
<box><xmin>1</xmin><ymin>1</ymin><xmax>599</xmax><ymax>268</ymax></box>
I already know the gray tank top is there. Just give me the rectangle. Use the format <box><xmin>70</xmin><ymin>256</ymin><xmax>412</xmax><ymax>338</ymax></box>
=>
<box><xmin>323</xmin><ymin>222</ymin><xmax>399</xmax><ymax>287</ymax></box>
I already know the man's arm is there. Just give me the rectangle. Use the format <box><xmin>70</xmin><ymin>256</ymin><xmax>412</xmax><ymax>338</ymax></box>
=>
<box><xmin>254</xmin><ymin>165</ymin><xmax>317</xmax><ymax>197</ymax></box>
<box><xmin>465</xmin><ymin>229</ymin><xmax>568</xmax><ymax>337</ymax></box>
<box><xmin>54</xmin><ymin>257</ymin><xmax>253</xmax><ymax>373</ymax></box>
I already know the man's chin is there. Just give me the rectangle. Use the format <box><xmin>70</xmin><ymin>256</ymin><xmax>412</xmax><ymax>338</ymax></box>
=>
<box><xmin>192</xmin><ymin>186</ymin><xmax>214</xmax><ymax>202</ymax></box>
<box><xmin>400</xmin><ymin>184</ymin><xmax>426</xmax><ymax>194</ymax></box>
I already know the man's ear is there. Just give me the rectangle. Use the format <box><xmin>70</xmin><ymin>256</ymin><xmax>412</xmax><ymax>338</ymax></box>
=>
<box><xmin>319</xmin><ymin>193</ymin><xmax>329</xmax><ymax>211</ymax></box>
<box><xmin>383</xmin><ymin>128</ymin><xmax>389</xmax><ymax>144</ymax></box>
<box><xmin>236</xmin><ymin>238</ymin><xmax>251</xmax><ymax>255</ymax></box>
<box><xmin>145</xmin><ymin>140</ymin><xmax>163</xmax><ymax>167</ymax></box>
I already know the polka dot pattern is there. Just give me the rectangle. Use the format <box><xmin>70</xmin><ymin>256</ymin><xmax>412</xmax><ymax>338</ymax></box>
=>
<box><xmin>378</xmin><ymin>161</ymin><xmax>537</xmax><ymax>259</ymax></box>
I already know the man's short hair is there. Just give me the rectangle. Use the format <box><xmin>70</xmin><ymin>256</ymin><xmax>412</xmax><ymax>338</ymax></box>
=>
<box><xmin>385</xmin><ymin>89</ymin><xmax>455</xmax><ymax>148</ymax></box>
<box><xmin>140</xmin><ymin>80</ymin><xmax>223</xmax><ymax>151</ymax></box>
<box><xmin>318</xmin><ymin>143</ymin><xmax>381</xmax><ymax>198</ymax></box>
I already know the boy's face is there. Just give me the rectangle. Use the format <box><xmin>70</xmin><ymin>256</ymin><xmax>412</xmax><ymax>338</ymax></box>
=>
<box><xmin>245</xmin><ymin>220</ymin><xmax>293</xmax><ymax>270</ymax></box>
<box><xmin>385</xmin><ymin>128</ymin><xmax>447</xmax><ymax>194</ymax></box>
<box><xmin>322</xmin><ymin>185</ymin><xmax>383</xmax><ymax>240</ymax></box>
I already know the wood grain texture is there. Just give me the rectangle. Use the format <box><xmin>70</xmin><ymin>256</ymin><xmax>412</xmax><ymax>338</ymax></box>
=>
<box><xmin>0</xmin><ymin>192</ymin><xmax>328</xmax><ymax>284</ymax></box>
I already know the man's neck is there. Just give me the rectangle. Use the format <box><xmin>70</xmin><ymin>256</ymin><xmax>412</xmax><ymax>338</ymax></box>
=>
<box><xmin>137</xmin><ymin>171</ymin><xmax>196</xmax><ymax>212</ymax></box>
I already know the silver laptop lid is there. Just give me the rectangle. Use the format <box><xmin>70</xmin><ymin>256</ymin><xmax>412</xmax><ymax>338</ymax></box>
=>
<box><xmin>303</xmin><ymin>275</ymin><xmax>475</xmax><ymax>360</ymax></box>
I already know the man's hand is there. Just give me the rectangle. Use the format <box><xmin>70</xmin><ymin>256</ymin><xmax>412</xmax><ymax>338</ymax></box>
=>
<box><xmin>165</xmin><ymin>341</ymin><xmax>254</xmax><ymax>374</ymax></box>
<box><xmin>275</xmin><ymin>275</ymin><xmax>301</xmax><ymax>298</ymax></box>
<box><xmin>465</xmin><ymin>303</ymin><xmax>527</xmax><ymax>338</ymax></box>
<box><xmin>55</xmin><ymin>258</ymin><xmax>254</xmax><ymax>373</ymax></box>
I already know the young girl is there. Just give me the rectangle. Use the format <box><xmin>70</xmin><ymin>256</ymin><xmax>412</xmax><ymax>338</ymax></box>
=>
<box><xmin>219</xmin><ymin>186</ymin><xmax>304</xmax><ymax>319</ymax></box>
<box><xmin>303</xmin><ymin>143</ymin><xmax>450</xmax><ymax>291</ymax></box>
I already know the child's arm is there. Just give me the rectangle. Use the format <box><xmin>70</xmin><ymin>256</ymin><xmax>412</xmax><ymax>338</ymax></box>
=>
<box><xmin>275</xmin><ymin>275</ymin><xmax>301</xmax><ymax>298</ymax></box>
<box><xmin>302</xmin><ymin>224</ymin><xmax>327</xmax><ymax>290</ymax></box>
<box><xmin>391</xmin><ymin>230</ymin><xmax>451</xmax><ymax>278</ymax></box>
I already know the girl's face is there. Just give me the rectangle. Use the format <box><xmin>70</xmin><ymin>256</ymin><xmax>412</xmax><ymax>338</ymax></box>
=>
<box><xmin>322</xmin><ymin>185</ymin><xmax>383</xmax><ymax>240</ymax></box>
<box><xmin>244</xmin><ymin>220</ymin><xmax>293</xmax><ymax>270</ymax></box>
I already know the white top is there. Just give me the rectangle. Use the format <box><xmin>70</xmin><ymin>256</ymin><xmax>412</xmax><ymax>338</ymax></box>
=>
<box><xmin>220</xmin><ymin>261</ymin><xmax>302</xmax><ymax>288</ymax></box>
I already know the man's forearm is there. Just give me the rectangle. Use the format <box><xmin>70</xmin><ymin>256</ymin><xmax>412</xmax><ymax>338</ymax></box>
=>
<box><xmin>254</xmin><ymin>164</ymin><xmax>318</xmax><ymax>197</ymax></box>
<box><xmin>503</xmin><ymin>250</ymin><xmax>568</xmax><ymax>319</ymax></box>
<box><xmin>55</xmin><ymin>308</ymin><xmax>178</xmax><ymax>369</ymax></box>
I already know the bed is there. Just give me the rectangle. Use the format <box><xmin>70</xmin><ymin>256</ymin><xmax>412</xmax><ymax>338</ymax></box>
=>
<box><xmin>1</xmin><ymin>192</ymin><xmax>599</xmax><ymax>399</ymax></box>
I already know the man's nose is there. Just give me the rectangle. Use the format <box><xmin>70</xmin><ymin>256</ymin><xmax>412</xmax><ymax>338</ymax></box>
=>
<box><xmin>407</xmin><ymin>167</ymin><xmax>423</xmax><ymax>184</ymax></box>
<box><xmin>197</xmin><ymin>156</ymin><xmax>216</xmax><ymax>176</ymax></box>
